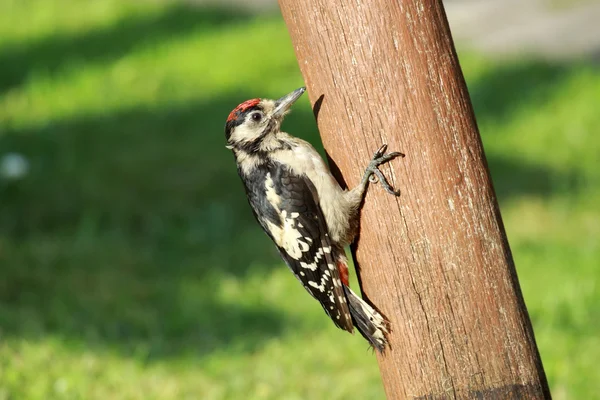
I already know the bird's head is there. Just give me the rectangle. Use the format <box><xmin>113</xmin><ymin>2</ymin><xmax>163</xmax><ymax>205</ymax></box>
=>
<box><xmin>225</xmin><ymin>87</ymin><xmax>306</xmax><ymax>151</ymax></box>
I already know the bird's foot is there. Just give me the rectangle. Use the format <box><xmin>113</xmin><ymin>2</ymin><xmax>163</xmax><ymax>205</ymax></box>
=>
<box><xmin>365</xmin><ymin>144</ymin><xmax>404</xmax><ymax>196</ymax></box>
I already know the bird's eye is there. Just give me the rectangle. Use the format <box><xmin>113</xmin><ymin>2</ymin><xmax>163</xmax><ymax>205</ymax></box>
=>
<box><xmin>251</xmin><ymin>113</ymin><xmax>262</xmax><ymax>122</ymax></box>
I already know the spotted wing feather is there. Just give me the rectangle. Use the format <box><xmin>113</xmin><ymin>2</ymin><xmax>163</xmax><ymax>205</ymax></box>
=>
<box><xmin>250</xmin><ymin>163</ymin><xmax>353</xmax><ymax>332</ymax></box>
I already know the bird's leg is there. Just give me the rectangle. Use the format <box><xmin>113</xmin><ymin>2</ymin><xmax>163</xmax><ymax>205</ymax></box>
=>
<box><xmin>359</xmin><ymin>144</ymin><xmax>404</xmax><ymax>197</ymax></box>
<box><xmin>342</xmin><ymin>144</ymin><xmax>404</xmax><ymax>245</ymax></box>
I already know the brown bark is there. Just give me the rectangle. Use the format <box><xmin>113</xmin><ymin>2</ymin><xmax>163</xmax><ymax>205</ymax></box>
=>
<box><xmin>277</xmin><ymin>0</ymin><xmax>551</xmax><ymax>399</ymax></box>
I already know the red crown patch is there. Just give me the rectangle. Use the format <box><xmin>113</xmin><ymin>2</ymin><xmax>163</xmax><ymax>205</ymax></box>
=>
<box><xmin>227</xmin><ymin>98</ymin><xmax>261</xmax><ymax>122</ymax></box>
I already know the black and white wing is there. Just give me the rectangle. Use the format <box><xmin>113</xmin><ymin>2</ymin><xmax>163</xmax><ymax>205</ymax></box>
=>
<box><xmin>246</xmin><ymin>162</ymin><xmax>353</xmax><ymax>332</ymax></box>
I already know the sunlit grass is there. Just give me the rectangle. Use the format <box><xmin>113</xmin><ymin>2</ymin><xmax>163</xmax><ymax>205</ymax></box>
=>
<box><xmin>0</xmin><ymin>1</ymin><xmax>598</xmax><ymax>399</ymax></box>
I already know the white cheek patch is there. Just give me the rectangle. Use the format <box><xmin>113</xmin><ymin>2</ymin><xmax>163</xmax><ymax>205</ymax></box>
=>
<box><xmin>229</xmin><ymin>123</ymin><xmax>262</xmax><ymax>144</ymax></box>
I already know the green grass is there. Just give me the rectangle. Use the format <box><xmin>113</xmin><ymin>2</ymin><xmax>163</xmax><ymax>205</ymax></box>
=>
<box><xmin>0</xmin><ymin>0</ymin><xmax>598</xmax><ymax>399</ymax></box>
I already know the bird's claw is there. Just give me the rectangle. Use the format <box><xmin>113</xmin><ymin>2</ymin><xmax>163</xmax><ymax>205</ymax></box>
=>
<box><xmin>366</xmin><ymin>144</ymin><xmax>404</xmax><ymax>197</ymax></box>
<box><xmin>374</xmin><ymin>144</ymin><xmax>388</xmax><ymax>159</ymax></box>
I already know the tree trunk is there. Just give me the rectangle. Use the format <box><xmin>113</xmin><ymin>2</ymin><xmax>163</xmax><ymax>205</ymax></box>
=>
<box><xmin>277</xmin><ymin>0</ymin><xmax>551</xmax><ymax>399</ymax></box>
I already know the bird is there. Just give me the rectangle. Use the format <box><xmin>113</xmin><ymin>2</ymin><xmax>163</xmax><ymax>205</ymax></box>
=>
<box><xmin>224</xmin><ymin>87</ymin><xmax>403</xmax><ymax>351</ymax></box>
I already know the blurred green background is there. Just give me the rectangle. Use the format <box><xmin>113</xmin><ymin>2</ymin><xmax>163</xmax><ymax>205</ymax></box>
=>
<box><xmin>0</xmin><ymin>0</ymin><xmax>598</xmax><ymax>399</ymax></box>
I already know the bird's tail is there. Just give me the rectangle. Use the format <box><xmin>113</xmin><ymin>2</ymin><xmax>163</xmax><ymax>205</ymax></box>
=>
<box><xmin>343</xmin><ymin>285</ymin><xmax>389</xmax><ymax>352</ymax></box>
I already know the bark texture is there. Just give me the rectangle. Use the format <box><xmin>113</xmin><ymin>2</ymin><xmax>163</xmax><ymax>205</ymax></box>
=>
<box><xmin>277</xmin><ymin>0</ymin><xmax>551</xmax><ymax>399</ymax></box>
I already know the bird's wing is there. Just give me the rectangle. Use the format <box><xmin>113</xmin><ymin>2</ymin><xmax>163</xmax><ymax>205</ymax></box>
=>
<box><xmin>254</xmin><ymin>163</ymin><xmax>354</xmax><ymax>332</ymax></box>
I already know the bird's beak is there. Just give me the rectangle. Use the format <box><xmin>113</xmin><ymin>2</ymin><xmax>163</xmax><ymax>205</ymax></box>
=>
<box><xmin>272</xmin><ymin>87</ymin><xmax>306</xmax><ymax>119</ymax></box>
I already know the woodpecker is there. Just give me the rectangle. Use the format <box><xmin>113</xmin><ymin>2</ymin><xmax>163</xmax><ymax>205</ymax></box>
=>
<box><xmin>224</xmin><ymin>87</ymin><xmax>403</xmax><ymax>351</ymax></box>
